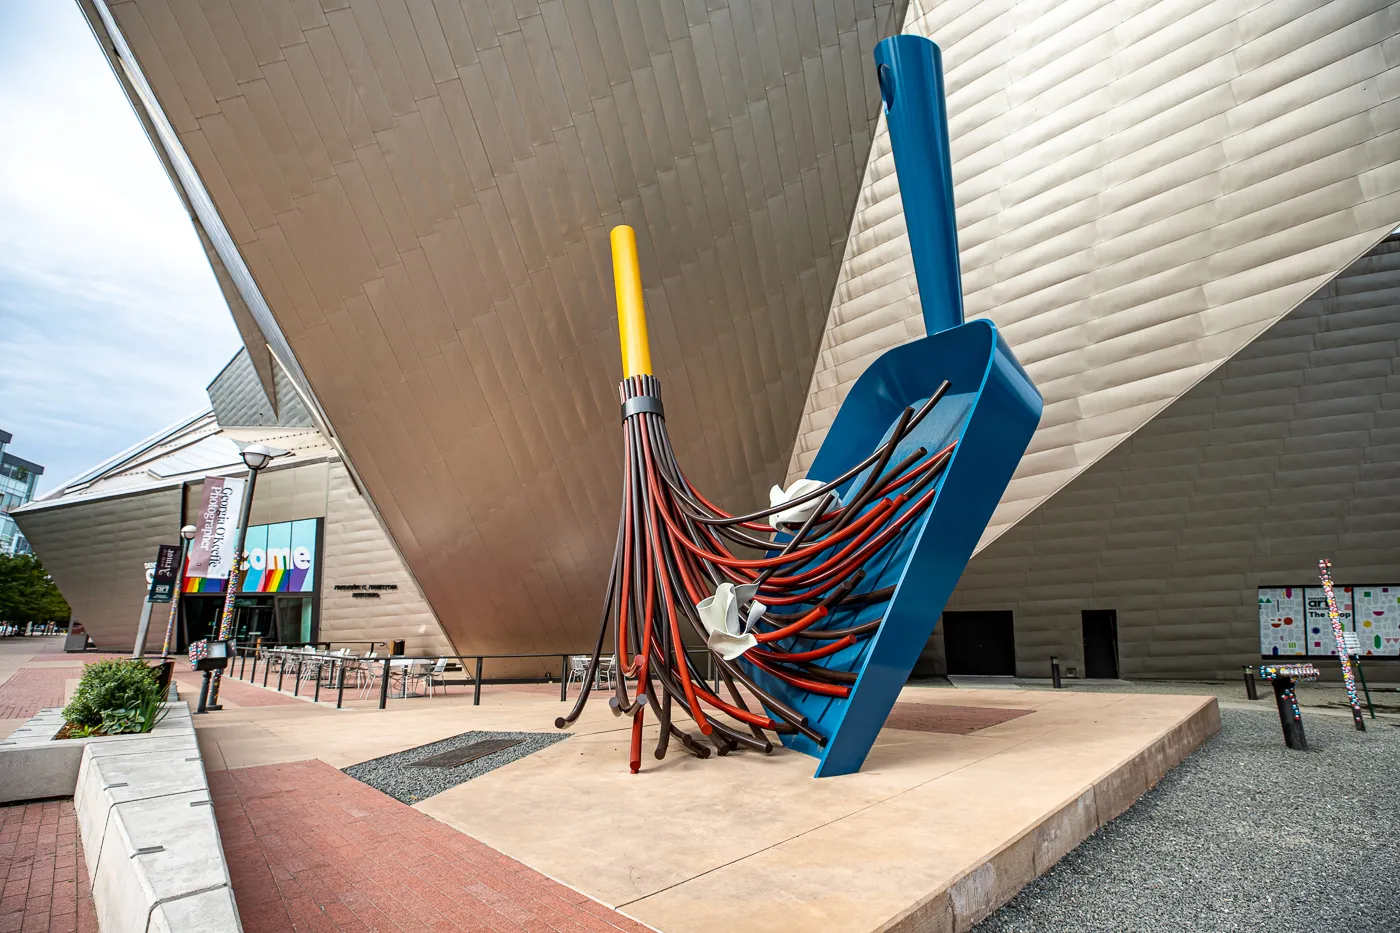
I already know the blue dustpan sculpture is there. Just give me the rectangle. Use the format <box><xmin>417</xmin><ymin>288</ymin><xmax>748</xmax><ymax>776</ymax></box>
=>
<box><xmin>745</xmin><ymin>35</ymin><xmax>1043</xmax><ymax>777</ymax></box>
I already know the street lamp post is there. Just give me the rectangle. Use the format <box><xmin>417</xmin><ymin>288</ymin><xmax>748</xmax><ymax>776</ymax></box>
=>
<box><xmin>206</xmin><ymin>444</ymin><xmax>286</xmax><ymax>710</ymax></box>
<box><xmin>160</xmin><ymin>525</ymin><xmax>197</xmax><ymax>657</ymax></box>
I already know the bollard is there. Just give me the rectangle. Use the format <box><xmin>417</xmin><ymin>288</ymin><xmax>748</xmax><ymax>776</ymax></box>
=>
<box><xmin>1243</xmin><ymin>665</ymin><xmax>1259</xmax><ymax>701</ymax></box>
<box><xmin>336</xmin><ymin>662</ymin><xmax>346</xmax><ymax>709</ymax></box>
<box><xmin>474</xmin><ymin>657</ymin><xmax>483</xmax><ymax>706</ymax></box>
<box><xmin>1354</xmin><ymin>656</ymin><xmax>1376</xmax><ymax>719</ymax></box>
<box><xmin>378</xmin><ymin>658</ymin><xmax>390</xmax><ymax>709</ymax></box>
<box><xmin>240</xmin><ymin>650</ymin><xmax>248</xmax><ymax>680</ymax></box>
<box><xmin>560</xmin><ymin>654</ymin><xmax>568</xmax><ymax>702</ymax></box>
<box><xmin>314</xmin><ymin>663</ymin><xmax>322</xmax><ymax>703</ymax></box>
<box><xmin>195</xmin><ymin>671</ymin><xmax>213</xmax><ymax>714</ymax></box>
<box><xmin>1050</xmin><ymin>656</ymin><xmax>1062</xmax><ymax>689</ymax></box>
<box><xmin>250</xmin><ymin>653</ymin><xmax>259</xmax><ymax>685</ymax></box>
<box><xmin>277</xmin><ymin>661</ymin><xmax>285</xmax><ymax>693</ymax></box>
<box><xmin>294</xmin><ymin>659</ymin><xmax>303</xmax><ymax>697</ymax></box>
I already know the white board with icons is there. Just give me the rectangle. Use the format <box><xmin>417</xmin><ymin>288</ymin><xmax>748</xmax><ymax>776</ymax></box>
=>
<box><xmin>1258</xmin><ymin>587</ymin><xmax>1306</xmax><ymax>657</ymax></box>
<box><xmin>1352</xmin><ymin>586</ymin><xmax>1400</xmax><ymax>656</ymax></box>
<box><xmin>1303</xmin><ymin>586</ymin><xmax>1353</xmax><ymax>656</ymax></box>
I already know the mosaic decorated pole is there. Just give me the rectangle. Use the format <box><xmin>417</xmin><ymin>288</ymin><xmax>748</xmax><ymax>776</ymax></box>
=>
<box><xmin>1258</xmin><ymin>663</ymin><xmax>1319</xmax><ymax>750</ymax></box>
<box><xmin>556</xmin><ymin>35</ymin><xmax>1043</xmax><ymax>777</ymax></box>
<box><xmin>1318</xmin><ymin>559</ymin><xmax>1365</xmax><ymax>731</ymax></box>
<box><xmin>208</xmin><ymin>445</ymin><xmax>285</xmax><ymax>708</ymax></box>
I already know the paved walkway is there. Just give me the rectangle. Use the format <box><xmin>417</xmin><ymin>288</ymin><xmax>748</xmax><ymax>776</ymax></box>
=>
<box><xmin>211</xmin><ymin>759</ymin><xmax>648</xmax><ymax>933</ymax></box>
<box><xmin>0</xmin><ymin>799</ymin><xmax>97</xmax><ymax>933</ymax></box>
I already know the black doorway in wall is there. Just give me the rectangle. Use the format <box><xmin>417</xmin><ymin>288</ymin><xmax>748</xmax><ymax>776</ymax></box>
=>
<box><xmin>1082</xmin><ymin>609</ymin><xmax>1119</xmax><ymax>679</ymax></box>
<box><xmin>942</xmin><ymin>611</ymin><xmax>1016</xmax><ymax>675</ymax></box>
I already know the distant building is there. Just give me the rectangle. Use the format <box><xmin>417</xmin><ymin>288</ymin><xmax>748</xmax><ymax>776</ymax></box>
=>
<box><xmin>13</xmin><ymin>351</ymin><xmax>452</xmax><ymax>657</ymax></box>
<box><xmin>0</xmin><ymin>430</ymin><xmax>43</xmax><ymax>556</ymax></box>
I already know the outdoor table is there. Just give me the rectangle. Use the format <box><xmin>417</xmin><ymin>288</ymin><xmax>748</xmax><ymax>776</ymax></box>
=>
<box><xmin>1258</xmin><ymin>663</ymin><xmax>1320</xmax><ymax>750</ymax></box>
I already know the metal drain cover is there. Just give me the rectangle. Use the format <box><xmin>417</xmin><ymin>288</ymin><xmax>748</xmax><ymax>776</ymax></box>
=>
<box><xmin>407</xmin><ymin>738</ymin><xmax>523</xmax><ymax>769</ymax></box>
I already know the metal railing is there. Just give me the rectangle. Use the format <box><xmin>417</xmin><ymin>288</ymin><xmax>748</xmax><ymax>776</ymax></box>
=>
<box><xmin>228</xmin><ymin>646</ymin><xmax>596</xmax><ymax>709</ymax></box>
<box><xmin>222</xmin><ymin>643</ymin><xmax>724</xmax><ymax>711</ymax></box>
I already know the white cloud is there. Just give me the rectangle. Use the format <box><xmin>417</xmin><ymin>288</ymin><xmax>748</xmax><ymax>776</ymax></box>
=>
<box><xmin>0</xmin><ymin>2</ymin><xmax>241</xmax><ymax>492</ymax></box>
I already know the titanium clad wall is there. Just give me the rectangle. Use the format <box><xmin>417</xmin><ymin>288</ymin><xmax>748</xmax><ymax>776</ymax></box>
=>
<box><xmin>13</xmin><ymin>488</ymin><xmax>183</xmax><ymax>651</ymax></box>
<box><xmin>319</xmin><ymin>462</ymin><xmax>451</xmax><ymax>656</ymax></box>
<box><xmin>936</xmin><ymin>236</ymin><xmax>1400</xmax><ymax>679</ymax></box>
<box><xmin>101</xmin><ymin>0</ymin><xmax>908</xmax><ymax>656</ymax></box>
<box><xmin>208</xmin><ymin>348</ymin><xmax>314</xmax><ymax>427</ymax></box>
<box><xmin>789</xmin><ymin>0</ymin><xmax>1400</xmax><ymax>553</ymax></box>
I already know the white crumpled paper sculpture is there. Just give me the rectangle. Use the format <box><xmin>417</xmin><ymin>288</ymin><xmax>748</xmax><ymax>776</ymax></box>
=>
<box><xmin>767</xmin><ymin>478</ymin><xmax>840</xmax><ymax>529</ymax></box>
<box><xmin>696</xmin><ymin>582</ymin><xmax>767</xmax><ymax>660</ymax></box>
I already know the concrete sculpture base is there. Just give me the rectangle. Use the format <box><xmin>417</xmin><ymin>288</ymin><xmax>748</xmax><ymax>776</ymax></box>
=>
<box><xmin>418</xmin><ymin>688</ymin><xmax>1220</xmax><ymax>933</ymax></box>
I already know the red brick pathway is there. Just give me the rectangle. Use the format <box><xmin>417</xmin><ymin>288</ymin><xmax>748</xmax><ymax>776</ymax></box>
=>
<box><xmin>211</xmin><ymin>760</ymin><xmax>648</xmax><ymax>933</ymax></box>
<box><xmin>173</xmin><ymin>671</ymin><xmax>301</xmax><ymax>708</ymax></box>
<box><xmin>883</xmin><ymin>702</ymin><xmax>1033</xmax><ymax>735</ymax></box>
<box><xmin>0</xmin><ymin>669</ymin><xmax>76</xmax><ymax>721</ymax></box>
<box><xmin>0</xmin><ymin>800</ymin><xmax>97</xmax><ymax>933</ymax></box>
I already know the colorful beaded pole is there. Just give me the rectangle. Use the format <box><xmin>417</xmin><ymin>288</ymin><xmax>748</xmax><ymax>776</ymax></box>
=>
<box><xmin>1317</xmin><ymin>558</ymin><xmax>1365</xmax><ymax>732</ymax></box>
<box><xmin>1258</xmin><ymin>662</ymin><xmax>1318</xmax><ymax>750</ymax></box>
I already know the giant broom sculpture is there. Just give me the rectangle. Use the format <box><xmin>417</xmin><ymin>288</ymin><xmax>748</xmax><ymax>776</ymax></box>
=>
<box><xmin>557</xmin><ymin>35</ymin><xmax>1043</xmax><ymax>777</ymax></box>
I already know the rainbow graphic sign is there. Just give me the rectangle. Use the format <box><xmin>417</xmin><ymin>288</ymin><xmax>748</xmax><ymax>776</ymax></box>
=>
<box><xmin>182</xmin><ymin>519</ymin><xmax>319</xmax><ymax>594</ymax></box>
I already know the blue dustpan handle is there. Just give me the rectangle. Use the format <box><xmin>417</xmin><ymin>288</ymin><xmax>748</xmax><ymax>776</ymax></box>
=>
<box><xmin>874</xmin><ymin>36</ymin><xmax>964</xmax><ymax>336</ymax></box>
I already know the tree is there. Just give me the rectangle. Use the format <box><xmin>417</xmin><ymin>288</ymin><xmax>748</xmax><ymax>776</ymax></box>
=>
<box><xmin>0</xmin><ymin>554</ymin><xmax>71</xmax><ymax>624</ymax></box>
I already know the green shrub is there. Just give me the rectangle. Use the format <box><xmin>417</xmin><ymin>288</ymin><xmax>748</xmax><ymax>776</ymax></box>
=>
<box><xmin>63</xmin><ymin>659</ymin><xmax>162</xmax><ymax>729</ymax></box>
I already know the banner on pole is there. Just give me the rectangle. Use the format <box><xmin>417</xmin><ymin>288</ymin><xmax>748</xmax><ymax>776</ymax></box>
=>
<box><xmin>148</xmin><ymin>544</ymin><xmax>182</xmax><ymax>603</ymax></box>
<box><xmin>186</xmin><ymin>476</ymin><xmax>246</xmax><ymax>579</ymax></box>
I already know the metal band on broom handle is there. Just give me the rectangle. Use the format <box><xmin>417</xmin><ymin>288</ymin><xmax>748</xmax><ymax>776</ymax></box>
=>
<box><xmin>1317</xmin><ymin>558</ymin><xmax>1365</xmax><ymax>732</ymax></box>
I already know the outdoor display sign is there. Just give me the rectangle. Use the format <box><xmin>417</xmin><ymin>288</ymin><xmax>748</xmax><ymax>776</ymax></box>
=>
<box><xmin>147</xmin><ymin>544</ymin><xmax>182</xmax><ymax>603</ymax></box>
<box><xmin>182</xmin><ymin>518</ymin><xmax>319</xmax><ymax>594</ymax></box>
<box><xmin>1352</xmin><ymin>586</ymin><xmax>1400</xmax><ymax>655</ymax></box>
<box><xmin>1305</xmin><ymin>586</ymin><xmax>1353</xmax><ymax>655</ymax></box>
<box><xmin>1258</xmin><ymin>585</ymin><xmax>1400</xmax><ymax>657</ymax></box>
<box><xmin>1258</xmin><ymin>587</ymin><xmax>1305</xmax><ymax>656</ymax></box>
<box><xmin>186</xmin><ymin>476</ymin><xmax>246</xmax><ymax>580</ymax></box>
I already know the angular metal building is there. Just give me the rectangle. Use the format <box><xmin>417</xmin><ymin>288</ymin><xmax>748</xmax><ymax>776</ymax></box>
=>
<box><xmin>72</xmin><ymin>0</ymin><xmax>1400</xmax><ymax>675</ymax></box>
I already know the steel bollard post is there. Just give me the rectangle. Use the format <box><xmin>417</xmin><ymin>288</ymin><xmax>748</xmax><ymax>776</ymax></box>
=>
<box><xmin>1050</xmin><ymin>656</ymin><xmax>1062</xmax><ymax>689</ymax></box>
<box><xmin>294</xmin><ymin>658</ymin><xmax>303</xmax><ymax>697</ymax></box>
<box><xmin>474</xmin><ymin>657</ymin><xmax>483</xmax><ymax>706</ymax></box>
<box><xmin>240</xmin><ymin>650</ymin><xmax>248</xmax><ymax>680</ymax></box>
<box><xmin>336</xmin><ymin>662</ymin><xmax>346</xmax><ymax>709</ymax></box>
<box><xmin>378</xmin><ymin>658</ymin><xmax>390</xmax><ymax>709</ymax></box>
<box><xmin>277</xmin><ymin>661</ymin><xmax>285</xmax><ymax>693</ymax></box>
<box><xmin>1243</xmin><ymin>665</ymin><xmax>1258</xmax><ymax>701</ymax></box>
<box><xmin>195</xmin><ymin>671</ymin><xmax>212</xmax><ymax>714</ymax></box>
<box><xmin>1354</xmin><ymin>656</ymin><xmax>1375</xmax><ymax>719</ymax></box>
<box><xmin>250</xmin><ymin>653</ymin><xmax>259</xmax><ymax>685</ymax></box>
<box><xmin>314</xmin><ymin>663</ymin><xmax>322</xmax><ymax>703</ymax></box>
<box><xmin>560</xmin><ymin>654</ymin><xmax>568</xmax><ymax>702</ymax></box>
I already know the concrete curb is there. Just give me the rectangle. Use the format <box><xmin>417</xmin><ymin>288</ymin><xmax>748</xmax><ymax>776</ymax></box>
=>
<box><xmin>73</xmin><ymin>702</ymin><xmax>243</xmax><ymax>933</ymax></box>
<box><xmin>873</xmin><ymin>697</ymin><xmax>1222</xmax><ymax>933</ymax></box>
<box><xmin>0</xmin><ymin>703</ymin><xmax>189</xmax><ymax>804</ymax></box>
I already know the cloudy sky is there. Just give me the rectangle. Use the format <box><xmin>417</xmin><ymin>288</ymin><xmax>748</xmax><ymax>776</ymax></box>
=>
<box><xmin>0</xmin><ymin>2</ymin><xmax>240</xmax><ymax>494</ymax></box>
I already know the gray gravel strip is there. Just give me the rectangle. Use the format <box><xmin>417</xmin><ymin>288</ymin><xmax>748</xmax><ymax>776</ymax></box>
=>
<box><xmin>343</xmin><ymin>730</ymin><xmax>569</xmax><ymax>804</ymax></box>
<box><xmin>974</xmin><ymin>708</ymin><xmax>1400</xmax><ymax>933</ymax></box>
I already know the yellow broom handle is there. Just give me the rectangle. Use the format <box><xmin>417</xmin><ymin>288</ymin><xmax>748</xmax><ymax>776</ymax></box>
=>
<box><xmin>611</xmin><ymin>225</ymin><xmax>653</xmax><ymax>378</ymax></box>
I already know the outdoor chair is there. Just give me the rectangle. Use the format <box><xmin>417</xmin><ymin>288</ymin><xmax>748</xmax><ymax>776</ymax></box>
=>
<box><xmin>423</xmin><ymin>657</ymin><xmax>451</xmax><ymax>696</ymax></box>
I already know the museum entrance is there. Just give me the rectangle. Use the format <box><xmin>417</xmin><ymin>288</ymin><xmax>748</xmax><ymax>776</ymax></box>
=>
<box><xmin>942</xmin><ymin>611</ymin><xmax>1016</xmax><ymax>676</ymax></box>
<box><xmin>175</xmin><ymin>594</ymin><xmax>317</xmax><ymax>652</ymax></box>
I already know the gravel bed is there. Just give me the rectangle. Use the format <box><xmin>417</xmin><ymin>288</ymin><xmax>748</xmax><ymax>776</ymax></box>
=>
<box><xmin>343</xmin><ymin>730</ymin><xmax>570</xmax><ymax>804</ymax></box>
<box><xmin>974</xmin><ymin>708</ymin><xmax>1400</xmax><ymax>933</ymax></box>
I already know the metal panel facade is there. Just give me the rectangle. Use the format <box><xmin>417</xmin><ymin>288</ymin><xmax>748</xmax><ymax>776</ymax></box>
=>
<box><xmin>14</xmin><ymin>487</ymin><xmax>183</xmax><ymax>651</ymax></box>
<box><xmin>96</xmin><ymin>0</ymin><xmax>907</xmax><ymax>654</ymax></box>
<box><xmin>939</xmin><ymin>236</ymin><xmax>1400</xmax><ymax>679</ymax></box>
<box><xmin>790</xmin><ymin>0</ymin><xmax>1400</xmax><ymax>556</ymax></box>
